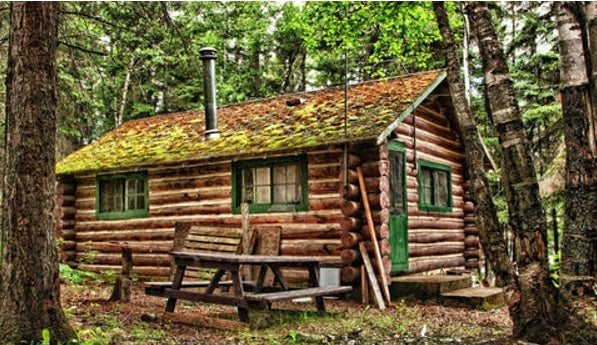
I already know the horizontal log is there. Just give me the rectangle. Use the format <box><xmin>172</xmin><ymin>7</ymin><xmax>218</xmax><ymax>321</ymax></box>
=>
<box><xmin>58</xmin><ymin>182</ymin><xmax>76</xmax><ymax>195</ymax></box>
<box><xmin>341</xmin><ymin>200</ymin><xmax>362</xmax><ymax>217</ymax></box>
<box><xmin>341</xmin><ymin>232</ymin><xmax>362</xmax><ymax>248</ymax></box>
<box><xmin>409</xmin><ymin>231</ymin><xmax>465</xmax><ymax>244</ymax></box>
<box><xmin>408</xmin><ymin>255</ymin><xmax>466</xmax><ymax>274</ymax></box>
<box><xmin>341</xmin><ymin>183</ymin><xmax>360</xmax><ymax>200</ymax></box>
<box><xmin>75</xmin><ymin>219</ymin><xmax>178</xmax><ymax>232</ymax></box>
<box><xmin>465</xmin><ymin>260</ymin><xmax>480</xmax><ymax>270</ymax></box>
<box><xmin>61</xmin><ymin>195</ymin><xmax>76</xmax><ymax>207</ymax></box>
<box><xmin>346</xmin><ymin>155</ymin><xmax>361</xmax><ymax>169</ymax></box>
<box><xmin>77</xmin><ymin>241</ymin><xmax>172</xmax><ymax>254</ymax></box>
<box><xmin>58</xmin><ymin>228</ymin><xmax>76</xmax><ymax>239</ymax></box>
<box><xmin>340</xmin><ymin>217</ymin><xmax>362</xmax><ymax>232</ymax></box>
<box><xmin>62</xmin><ymin>206</ymin><xmax>77</xmax><ymax>218</ymax></box>
<box><xmin>150</xmin><ymin>175</ymin><xmax>231</xmax><ymax>193</ymax></box>
<box><xmin>279</xmin><ymin>239</ymin><xmax>343</xmax><ymax>256</ymax></box>
<box><xmin>149</xmin><ymin>204</ymin><xmax>232</xmax><ymax>217</ymax></box>
<box><xmin>309</xmin><ymin>180</ymin><xmax>341</xmax><ymax>194</ymax></box>
<box><xmin>309</xmin><ymin>164</ymin><xmax>341</xmax><ymax>181</ymax></box>
<box><xmin>464</xmin><ymin>236</ymin><xmax>480</xmax><ymax>248</ymax></box>
<box><xmin>60</xmin><ymin>240</ymin><xmax>76</xmax><ymax>251</ymax></box>
<box><xmin>341</xmin><ymin>266</ymin><xmax>361</xmax><ymax>283</ymax></box>
<box><xmin>76</xmin><ymin>264</ymin><xmax>170</xmax><ymax>278</ymax></box>
<box><xmin>408</xmin><ymin>219</ymin><xmax>464</xmax><ymax>230</ymax></box>
<box><xmin>409</xmin><ymin>243</ymin><xmax>465</xmax><ymax>257</ymax></box>
<box><xmin>309</xmin><ymin>197</ymin><xmax>342</xmax><ymax>212</ymax></box>
<box><xmin>463</xmin><ymin>201</ymin><xmax>475</xmax><ymax>213</ymax></box>
<box><xmin>464</xmin><ymin>248</ymin><xmax>480</xmax><ymax>259</ymax></box>
<box><xmin>75</xmin><ymin>229</ymin><xmax>174</xmax><ymax>242</ymax></box>
<box><xmin>341</xmin><ymin>249</ymin><xmax>361</xmax><ymax>265</ymax></box>
<box><xmin>339</xmin><ymin>169</ymin><xmax>359</xmax><ymax>184</ymax></box>
<box><xmin>76</xmin><ymin>253</ymin><xmax>171</xmax><ymax>266</ymax></box>
<box><xmin>463</xmin><ymin>225</ymin><xmax>479</xmax><ymax>235</ymax></box>
<box><xmin>280</xmin><ymin>225</ymin><xmax>343</xmax><ymax>240</ymax></box>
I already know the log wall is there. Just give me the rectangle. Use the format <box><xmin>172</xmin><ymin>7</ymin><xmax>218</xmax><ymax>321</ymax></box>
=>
<box><xmin>56</xmin><ymin>177</ymin><xmax>77</xmax><ymax>264</ymax></box>
<box><xmin>60</xmin><ymin>146</ymin><xmax>346</xmax><ymax>281</ymax></box>
<box><xmin>339</xmin><ymin>105</ymin><xmax>480</xmax><ymax>285</ymax></box>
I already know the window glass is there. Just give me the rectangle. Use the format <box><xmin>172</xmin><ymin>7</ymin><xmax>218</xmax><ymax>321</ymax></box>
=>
<box><xmin>434</xmin><ymin>170</ymin><xmax>449</xmax><ymax>207</ymax></box>
<box><xmin>97</xmin><ymin>172</ymin><xmax>147</xmax><ymax>219</ymax></box>
<box><xmin>233</xmin><ymin>156</ymin><xmax>307</xmax><ymax>213</ymax></box>
<box><xmin>417</xmin><ymin>161</ymin><xmax>452</xmax><ymax>212</ymax></box>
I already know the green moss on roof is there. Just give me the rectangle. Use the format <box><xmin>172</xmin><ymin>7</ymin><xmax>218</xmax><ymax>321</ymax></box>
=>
<box><xmin>57</xmin><ymin>69</ymin><xmax>444</xmax><ymax>175</ymax></box>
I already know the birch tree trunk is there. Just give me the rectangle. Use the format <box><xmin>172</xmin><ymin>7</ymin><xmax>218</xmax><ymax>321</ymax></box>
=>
<box><xmin>466</xmin><ymin>2</ymin><xmax>558</xmax><ymax>343</ymax></box>
<box><xmin>557</xmin><ymin>2</ymin><xmax>597</xmax><ymax>296</ymax></box>
<box><xmin>432</xmin><ymin>2</ymin><xmax>515</xmax><ymax>289</ymax></box>
<box><xmin>0</xmin><ymin>2</ymin><xmax>76</xmax><ymax>344</ymax></box>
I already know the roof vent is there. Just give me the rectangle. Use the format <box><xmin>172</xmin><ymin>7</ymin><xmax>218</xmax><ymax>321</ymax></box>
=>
<box><xmin>199</xmin><ymin>47</ymin><xmax>220</xmax><ymax>140</ymax></box>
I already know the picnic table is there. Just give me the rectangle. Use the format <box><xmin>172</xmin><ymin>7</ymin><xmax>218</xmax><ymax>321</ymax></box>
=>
<box><xmin>145</xmin><ymin>251</ymin><xmax>352</xmax><ymax>328</ymax></box>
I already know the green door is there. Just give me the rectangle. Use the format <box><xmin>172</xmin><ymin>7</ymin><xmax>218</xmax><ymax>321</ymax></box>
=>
<box><xmin>388</xmin><ymin>141</ymin><xmax>408</xmax><ymax>272</ymax></box>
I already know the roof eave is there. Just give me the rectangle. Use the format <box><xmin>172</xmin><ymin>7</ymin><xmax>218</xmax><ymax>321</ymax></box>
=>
<box><xmin>376</xmin><ymin>70</ymin><xmax>447</xmax><ymax>145</ymax></box>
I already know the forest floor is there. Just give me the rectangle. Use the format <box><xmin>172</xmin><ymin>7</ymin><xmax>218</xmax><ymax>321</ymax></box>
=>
<box><xmin>60</xmin><ymin>280</ymin><xmax>524</xmax><ymax>345</ymax></box>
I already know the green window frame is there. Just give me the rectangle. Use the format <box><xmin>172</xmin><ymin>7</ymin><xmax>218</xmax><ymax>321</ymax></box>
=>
<box><xmin>417</xmin><ymin>160</ymin><xmax>452</xmax><ymax>213</ymax></box>
<box><xmin>232</xmin><ymin>155</ymin><xmax>308</xmax><ymax>214</ymax></box>
<box><xmin>96</xmin><ymin>172</ymin><xmax>148</xmax><ymax>219</ymax></box>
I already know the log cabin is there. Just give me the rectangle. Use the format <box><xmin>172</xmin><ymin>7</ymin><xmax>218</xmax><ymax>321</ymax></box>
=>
<box><xmin>56</xmin><ymin>48</ymin><xmax>481</xmax><ymax>285</ymax></box>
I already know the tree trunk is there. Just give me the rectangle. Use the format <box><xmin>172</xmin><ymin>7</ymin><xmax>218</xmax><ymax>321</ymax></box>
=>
<box><xmin>0</xmin><ymin>2</ymin><xmax>76</xmax><ymax>344</ymax></box>
<box><xmin>433</xmin><ymin>2</ymin><xmax>515</xmax><ymax>288</ymax></box>
<box><xmin>557</xmin><ymin>2</ymin><xmax>597</xmax><ymax>296</ymax></box>
<box><xmin>466</xmin><ymin>1</ymin><xmax>558</xmax><ymax>343</ymax></box>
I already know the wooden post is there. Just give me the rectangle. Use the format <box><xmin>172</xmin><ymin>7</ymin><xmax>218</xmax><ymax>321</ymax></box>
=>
<box><xmin>361</xmin><ymin>264</ymin><xmax>369</xmax><ymax>305</ymax></box>
<box><xmin>241</xmin><ymin>203</ymin><xmax>251</xmax><ymax>280</ymax></box>
<box><xmin>109</xmin><ymin>245</ymin><xmax>132</xmax><ymax>302</ymax></box>
<box><xmin>357</xmin><ymin>166</ymin><xmax>392</xmax><ymax>305</ymax></box>
<box><xmin>359</xmin><ymin>242</ymin><xmax>385</xmax><ymax>310</ymax></box>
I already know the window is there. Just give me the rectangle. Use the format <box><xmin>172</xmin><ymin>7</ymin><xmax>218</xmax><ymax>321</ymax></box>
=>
<box><xmin>417</xmin><ymin>160</ymin><xmax>452</xmax><ymax>212</ymax></box>
<box><xmin>232</xmin><ymin>156</ymin><xmax>308</xmax><ymax>213</ymax></box>
<box><xmin>96</xmin><ymin>172</ymin><xmax>148</xmax><ymax>219</ymax></box>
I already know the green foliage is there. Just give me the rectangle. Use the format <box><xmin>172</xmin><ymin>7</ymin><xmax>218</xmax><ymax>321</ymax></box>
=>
<box><xmin>60</xmin><ymin>264</ymin><xmax>99</xmax><ymax>285</ymax></box>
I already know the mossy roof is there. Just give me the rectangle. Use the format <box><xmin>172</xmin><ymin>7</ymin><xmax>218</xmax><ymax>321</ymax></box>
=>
<box><xmin>57</xmin><ymin>69</ymin><xmax>445</xmax><ymax>176</ymax></box>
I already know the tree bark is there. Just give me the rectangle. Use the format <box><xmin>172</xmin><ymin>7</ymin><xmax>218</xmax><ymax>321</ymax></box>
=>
<box><xmin>557</xmin><ymin>2</ymin><xmax>597</xmax><ymax>295</ymax></box>
<box><xmin>0</xmin><ymin>2</ymin><xmax>76</xmax><ymax>344</ymax></box>
<box><xmin>433</xmin><ymin>2</ymin><xmax>515</xmax><ymax>288</ymax></box>
<box><xmin>466</xmin><ymin>2</ymin><xmax>595</xmax><ymax>344</ymax></box>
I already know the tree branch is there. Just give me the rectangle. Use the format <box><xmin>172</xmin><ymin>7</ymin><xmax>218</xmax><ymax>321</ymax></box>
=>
<box><xmin>58</xmin><ymin>40</ymin><xmax>107</xmax><ymax>56</ymax></box>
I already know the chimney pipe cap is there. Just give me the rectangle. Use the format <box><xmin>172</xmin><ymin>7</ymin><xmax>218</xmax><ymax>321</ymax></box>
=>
<box><xmin>199</xmin><ymin>47</ymin><xmax>217</xmax><ymax>60</ymax></box>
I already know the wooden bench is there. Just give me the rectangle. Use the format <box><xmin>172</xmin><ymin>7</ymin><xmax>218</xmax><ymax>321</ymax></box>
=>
<box><xmin>245</xmin><ymin>286</ymin><xmax>353</xmax><ymax>307</ymax></box>
<box><xmin>145</xmin><ymin>222</ymin><xmax>253</xmax><ymax>295</ymax></box>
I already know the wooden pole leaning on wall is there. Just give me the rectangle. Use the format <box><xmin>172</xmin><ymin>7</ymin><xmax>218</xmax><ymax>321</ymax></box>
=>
<box><xmin>359</xmin><ymin>242</ymin><xmax>385</xmax><ymax>309</ymax></box>
<box><xmin>356</xmin><ymin>166</ymin><xmax>392</xmax><ymax>305</ymax></box>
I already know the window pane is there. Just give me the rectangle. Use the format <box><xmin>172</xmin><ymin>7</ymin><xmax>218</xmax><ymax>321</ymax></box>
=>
<box><xmin>272</xmin><ymin>164</ymin><xmax>302</xmax><ymax>204</ymax></box>
<box><xmin>125</xmin><ymin>178</ymin><xmax>145</xmax><ymax>211</ymax></box>
<box><xmin>389</xmin><ymin>151</ymin><xmax>405</xmax><ymax>215</ymax></box>
<box><xmin>100</xmin><ymin>179</ymin><xmax>123</xmax><ymax>213</ymax></box>
<box><xmin>420</xmin><ymin>169</ymin><xmax>432</xmax><ymax>205</ymax></box>
<box><xmin>254</xmin><ymin>167</ymin><xmax>271</xmax><ymax>203</ymax></box>
<box><xmin>434</xmin><ymin>170</ymin><xmax>449</xmax><ymax>207</ymax></box>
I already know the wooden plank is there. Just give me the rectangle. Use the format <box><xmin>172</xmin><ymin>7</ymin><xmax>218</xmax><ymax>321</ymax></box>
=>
<box><xmin>357</xmin><ymin>166</ymin><xmax>392</xmax><ymax>306</ymax></box>
<box><xmin>359</xmin><ymin>242</ymin><xmax>385</xmax><ymax>310</ymax></box>
<box><xmin>251</xmin><ymin>227</ymin><xmax>281</xmax><ymax>286</ymax></box>
<box><xmin>361</xmin><ymin>264</ymin><xmax>369</xmax><ymax>305</ymax></box>
<box><xmin>162</xmin><ymin>312</ymin><xmax>247</xmax><ymax>331</ymax></box>
<box><xmin>245</xmin><ymin>286</ymin><xmax>352</xmax><ymax>303</ymax></box>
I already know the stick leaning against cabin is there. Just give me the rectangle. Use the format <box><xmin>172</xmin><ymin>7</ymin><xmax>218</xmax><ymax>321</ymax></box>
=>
<box><xmin>356</xmin><ymin>166</ymin><xmax>392</xmax><ymax>305</ymax></box>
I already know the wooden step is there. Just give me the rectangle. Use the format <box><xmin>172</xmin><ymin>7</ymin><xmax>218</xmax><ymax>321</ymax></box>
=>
<box><xmin>441</xmin><ymin>287</ymin><xmax>505</xmax><ymax>310</ymax></box>
<box><xmin>389</xmin><ymin>275</ymin><xmax>471</xmax><ymax>301</ymax></box>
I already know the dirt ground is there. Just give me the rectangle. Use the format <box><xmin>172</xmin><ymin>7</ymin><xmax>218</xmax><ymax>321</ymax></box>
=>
<box><xmin>60</xmin><ymin>281</ymin><xmax>517</xmax><ymax>345</ymax></box>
